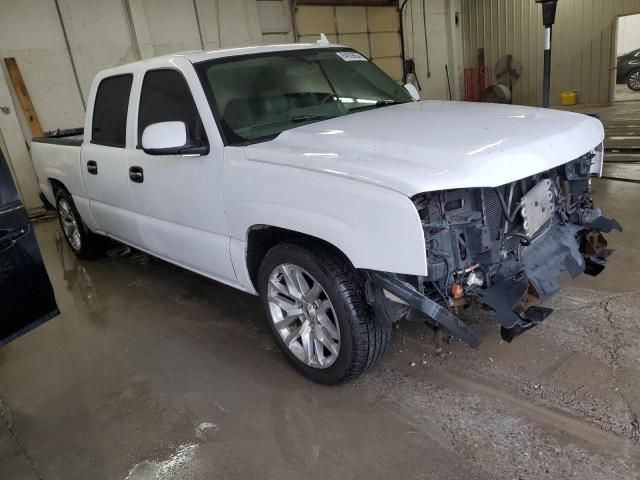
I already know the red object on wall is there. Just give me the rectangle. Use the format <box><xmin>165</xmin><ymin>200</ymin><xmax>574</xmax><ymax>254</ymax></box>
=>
<box><xmin>464</xmin><ymin>69</ymin><xmax>479</xmax><ymax>101</ymax></box>
<box><xmin>478</xmin><ymin>66</ymin><xmax>488</xmax><ymax>93</ymax></box>
<box><xmin>464</xmin><ymin>47</ymin><xmax>490</xmax><ymax>102</ymax></box>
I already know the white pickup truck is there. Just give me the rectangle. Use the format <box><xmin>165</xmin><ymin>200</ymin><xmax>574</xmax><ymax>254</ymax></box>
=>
<box><xmin>33</xmin><ymin>42</ymin><xmax>621</xmax><ymax>384</ymax></box>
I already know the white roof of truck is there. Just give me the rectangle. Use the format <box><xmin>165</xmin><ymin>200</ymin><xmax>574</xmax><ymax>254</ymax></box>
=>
<box><xmin>108</xmin><ymin>42</ymin><xmax>340</xmax><ymax>72</ymax></box>
<box><xmin>93</xmin><ymin>41</ymin><xmax>344</xmax><ymax>85</ymax></box>
<box><xmin>184</xmin><ymin>42</ymin><xmax>340</xmax><ymax>63</ymax></box>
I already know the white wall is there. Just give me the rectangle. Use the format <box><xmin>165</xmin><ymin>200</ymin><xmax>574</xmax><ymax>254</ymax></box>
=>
<box><xmin>617</xmin><ymin>13</ymin><xmax>640</xmax><ymax>56</ymax></box>
<box><xmin>401</xmin><ymin>0</ymin><xmax>464</xmax><ymax>101</ymax></box>
<box><xmin>0</xmin><ymin>1</ymin><xmax>86</xmax><ymax>133</ymax></box>
<box><xmin>0</xmin><ymin>0</ymin><xmax>87</xmax><ymax>208</ymax></box>
<box><xmin>0</xmin><ymin>0</ymin><xmax>292</xmax><ymax>209</ymax></box>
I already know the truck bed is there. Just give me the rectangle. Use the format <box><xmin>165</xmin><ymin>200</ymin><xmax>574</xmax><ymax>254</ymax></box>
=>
<box><xmin>31</xmin><ymin>128</ymin><xmax>86</xmax><ymax>208</ymax></box>
<box><xmin>32</xmin><ymin>128</ymin><xmax>84</xmax><ymax>147</ymax></box>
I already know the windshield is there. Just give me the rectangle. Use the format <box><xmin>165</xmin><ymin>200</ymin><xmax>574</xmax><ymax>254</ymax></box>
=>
<box><xmin>196</xmin><ymin>48</ymin><xmax>413</xmax><ymax>145</ymax></box>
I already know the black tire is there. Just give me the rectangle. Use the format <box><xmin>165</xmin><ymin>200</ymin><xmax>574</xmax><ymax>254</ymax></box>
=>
<box><xmin>627</xmin><ymin>69</ymin><xmax>640</xmax><ymax>91</ymax></box>
<box><xmin>55</xmin><ymin>188</ymin><xmax>106</xmax><ymax>259</ymax></box>
<box><xmin>258</xmin><ymin>241</ymin><xmax>391</xmax><ymax>384</ymax></box>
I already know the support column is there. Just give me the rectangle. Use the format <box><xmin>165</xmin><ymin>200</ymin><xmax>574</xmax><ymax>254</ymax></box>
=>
<box><xmin>535</xmin><ymin>0</ymin><xmax>558</xmax><ymax>108</ymax></box>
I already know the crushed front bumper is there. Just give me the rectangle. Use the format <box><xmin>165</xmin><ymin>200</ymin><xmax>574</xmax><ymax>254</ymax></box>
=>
<box><xmin>367</xmin><ymin>216</ymin><xmax>622</xmax><ymax>347</ymax></box>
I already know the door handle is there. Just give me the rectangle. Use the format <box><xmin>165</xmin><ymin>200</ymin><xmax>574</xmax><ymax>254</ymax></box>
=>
<box><xmin>129</xmin><ymin>166</ymin><xmax>144</xmax><ymax>183</ymax></box>
<box><xmin>87</xmin><ymin>160</ymin><xmax>98</xmax><ymax>175</ymax></box>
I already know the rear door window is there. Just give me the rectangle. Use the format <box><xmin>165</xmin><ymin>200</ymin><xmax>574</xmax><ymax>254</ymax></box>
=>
<box><xmin>91</xmin><ymin>74</ymin><xmax>133</xmax><ymax>148</ymax></box>
<box><xmin>138</xmin><ymin>69</ymin><xmax>207</xmax><ymax>146</ymax></box>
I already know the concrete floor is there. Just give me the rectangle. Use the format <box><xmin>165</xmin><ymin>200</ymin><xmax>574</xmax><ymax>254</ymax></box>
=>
<box><xmin>614</xmin><ymin>84</ymin><xmax>640</xmax><ymax>103</ymax></box>
<box><xmin>2</xmin><ymin>115</ymin><xmax>640</xmax><ymax>480</ymax></box>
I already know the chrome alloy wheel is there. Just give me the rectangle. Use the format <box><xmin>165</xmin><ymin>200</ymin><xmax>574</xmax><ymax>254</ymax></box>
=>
<box><xmin>267</xmin><ymin>264</ymin><xmax>340</xmax><ymax>369</ymax></box>
<box><xmin>629</xmin><ymin>71</ymin><xmax>640</xmax><ymax>91</ymax></box>
<box><xmin>58</xmin><ymin>198</ymin><xmax>81</xmax><ymax>251</ymax></box>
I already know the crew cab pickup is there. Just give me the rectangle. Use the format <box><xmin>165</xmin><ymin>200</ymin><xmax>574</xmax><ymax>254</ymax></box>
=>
<box><xmin>32</xmin><ymin>42</ymin><xmax>621</xmax><ymax>384</ymax></box>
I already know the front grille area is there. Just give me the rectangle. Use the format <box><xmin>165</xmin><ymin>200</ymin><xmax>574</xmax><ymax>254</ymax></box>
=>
<box><xmin>411</xmin><ymin>170</ymin><xmax>565</xmax><ymax>283</ymax></box>
<box><xmin>410</xmin><ymin>154</ymin><xmax>596</xmax><ymax>302</ymax></box>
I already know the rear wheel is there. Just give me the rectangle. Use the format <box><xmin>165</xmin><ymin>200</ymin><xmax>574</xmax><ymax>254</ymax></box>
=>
<box><xmin>55</xmin><ymin>189</ymin><xmax>105</xmax><ymax>259</ymax></box>
<box><xmin>627</xmin><ymin>69</ymin><xmax>640</xmax><ymax>91</ymax></box>
<box><xmin>258</xmin><ymin>242</ymin><xmax>391</xmax><ymax>384</ymax></box>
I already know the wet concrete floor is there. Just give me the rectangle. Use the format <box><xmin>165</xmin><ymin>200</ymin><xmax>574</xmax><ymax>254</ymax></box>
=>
<box><xmin>2</xmin><ymin>110</ymin><xmax>640</xmax><ymax>480</ymax></box>
<box><xmin>614</xmin><ymin>84</ymin><xmax>640</xmax><ymax>103</ymax></box>
<box><xmin>0</xmin><ymin>177</ymin><xmax>637</xmax><ymax>480</ymax></box>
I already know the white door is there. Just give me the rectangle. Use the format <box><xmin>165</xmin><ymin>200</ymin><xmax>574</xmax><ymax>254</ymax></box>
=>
<box><xmin>82</xmin><ymin>74</ymin><xmax>143</xmax><ymax>247</ymax></box>
<box><xmin>127</xmin><ymin>67</ymin><xmax>235</xmax><ymax>283</ymax></box>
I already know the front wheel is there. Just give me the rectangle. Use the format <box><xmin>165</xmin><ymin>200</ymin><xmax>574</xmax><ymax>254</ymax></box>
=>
<box><xmin>627</xmin><ymin>69</ymin><xmax>640</xmax><ymax>91</ymax></box>
<box><xmin>258</xmin><ymin>242</ymin><xmax>391</xmax><ymax>384</ymax></box>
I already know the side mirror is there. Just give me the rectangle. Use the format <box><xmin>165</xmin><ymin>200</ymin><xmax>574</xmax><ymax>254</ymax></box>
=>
<box><xmin>141</xmin><ymin>121</ymin><xmax>209</xmax><ymax>156</ymax></box>
<box><xmin>404</xmin><ymin>83</ymin><xmax>420</xmax><ymax>101</ymax></box>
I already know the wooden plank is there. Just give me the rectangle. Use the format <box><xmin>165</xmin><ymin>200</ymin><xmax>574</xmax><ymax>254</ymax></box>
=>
<box><xmin>3</xmin><ymin>57</ymin><xmax>43</xmax><ymax>138</ymax></box>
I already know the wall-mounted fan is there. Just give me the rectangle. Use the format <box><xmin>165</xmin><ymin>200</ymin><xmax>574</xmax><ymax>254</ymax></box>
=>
<box><xmin>482</xmin><ymin>54</ymin><xmax>522</xmax><ymax>104</ymax></box>
<box><xmin>481</xmin><ymin>84</ymin><xmax>512</xmax><ymax>104</ymax></box>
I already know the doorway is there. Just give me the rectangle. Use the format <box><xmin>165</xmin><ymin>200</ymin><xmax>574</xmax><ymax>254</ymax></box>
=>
<box><xmin>614</xmin><ymin>13</ymin><xmax>640</xmax><ymax>102</ymax></box>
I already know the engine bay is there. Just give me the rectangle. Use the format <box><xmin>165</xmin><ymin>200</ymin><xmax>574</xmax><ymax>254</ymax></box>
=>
<box><xmin>368</xmin><ymin>149</ymin><xmax>622</xmax><ymax>345</ymax></box>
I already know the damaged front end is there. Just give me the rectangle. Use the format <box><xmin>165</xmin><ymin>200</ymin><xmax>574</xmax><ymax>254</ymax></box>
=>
<box><xmin>366</xmin><ymin>151</ymin><xmax>622</xmax><ymax>347</ymax></box>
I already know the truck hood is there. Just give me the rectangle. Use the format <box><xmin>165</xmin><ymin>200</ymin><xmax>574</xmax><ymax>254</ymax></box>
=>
<box><xmin>243</xmin><ymin>101</ymin><xmax>604</xmax><ymax>196</ymax></box>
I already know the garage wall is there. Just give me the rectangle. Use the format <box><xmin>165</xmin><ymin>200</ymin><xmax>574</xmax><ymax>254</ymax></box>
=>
<box><xmin>258</xmin><ymin>0</ymin><xmax>295</xmax><ymax>44</ymax></box>
<box><xmin>1</xmin><ymin>0</ymin><xmax>293</xmax><ymax>131</ymax></box>
<box><xmin>462</xmin><ymin>0</ymin><xmax>640</xmax><ymax>106</ymax></box>
<box><xmin>59</xmin><ymin>0</ymin><xmax>140</xmax><ymax>102</ymax></box>
<box><xmin>293</xmin><ymin>1</ymin><xmax>464</xmax><ymax>99</ymax></box>
<box><xmin>401</xmin><ymin>0</ymin><xmax>464</xmax><ymax>100</ymax></box>
<box><xmin>617</xmin><ymin>13</ymin><xmax>640</xmax><ymax>56</ymax></box>
<box><xmin>0</xmin><ymin>0</ymin><xmax>88</xmax><ymax>208</ymax></box>
<box><xmin>294</xmin><ymin>4</ymin><xmax>404</xmax><ymax>81</ymax></box>
<box><xmin>0</xmin><ymin>0</ymin><xmax>293</xmax><ymax>209</ymax></box>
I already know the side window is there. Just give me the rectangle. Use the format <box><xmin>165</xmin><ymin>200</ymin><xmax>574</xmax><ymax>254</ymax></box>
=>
<box><xmin>138</xmin><ymin>69</ymin><xmax>207</xmax><ymax>146</ymax></box>
<box><xmin>92</xmin><ymin>75</ymin><xmax>133</xmax><ymax>148</ymax></box>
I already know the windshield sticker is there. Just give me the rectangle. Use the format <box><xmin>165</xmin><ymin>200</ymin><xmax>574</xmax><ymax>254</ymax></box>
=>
<box><xmin>336</xmin><ymin>51</ymin><xmax>368</xmax><ymax>62</ymax></box>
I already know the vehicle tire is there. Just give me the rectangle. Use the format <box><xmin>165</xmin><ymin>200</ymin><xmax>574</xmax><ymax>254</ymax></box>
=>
<box><xmin>627</xmin><ymin>69</ymin><xmax>640</xmax><ymax>91</ymax></box>
<box><xmin>258</xmin><ymin>241</ymin><xmax>391</xmax><ymax>384</ymax></box>
<box><xmin>55</xmin><ymin>189</ymin><xmax>105</xmax><ymax>259</ymax></box>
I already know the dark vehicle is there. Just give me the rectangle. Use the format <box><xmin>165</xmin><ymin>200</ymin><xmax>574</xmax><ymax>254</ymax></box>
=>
<box><xmin>0</xmin><ymin>149</ymin><xmax>58</xmax><ymax>345</ymax></box>
<box><xmin>617</xmin><ymin>48</ymin><xmax>640</xmax><ymax>91</ymax></box>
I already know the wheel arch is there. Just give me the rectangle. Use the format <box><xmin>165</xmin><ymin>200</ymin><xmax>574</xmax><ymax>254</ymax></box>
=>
<box><xmin>627</xmin><ymin>67</ymin><xmax>640</xmax><ymax>90</ymax></box>
<box><xmin>47</xmin><ymin>176</ymin><xmax>102</xmax><ymax>234</ymax></box>
<box><xmin>627</xmin><ymin>66</ymin><xmax>640</xmax><ymax>78</ymax></box>
<box><xmin>245</xmin><ymin>225</ymin><xmax>353</xmax><ymax>293</ymax></box>
<box><xmin>224</xmin><ymin>155</ymin><xmax>428</xmax><ymax>292</ymax></box>
<box><xmin>49</xmin><ymin>177</ymin><xmax>68</xmax><ymax>196</ymax></box>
